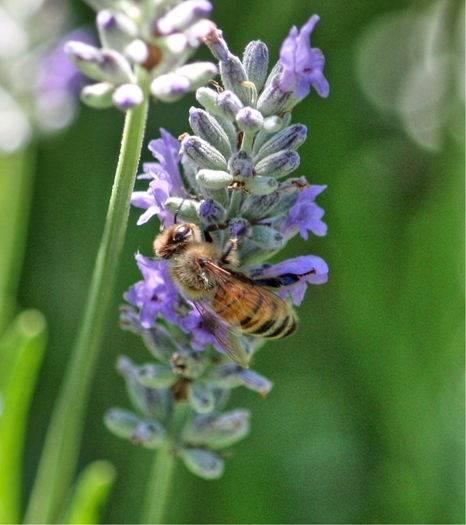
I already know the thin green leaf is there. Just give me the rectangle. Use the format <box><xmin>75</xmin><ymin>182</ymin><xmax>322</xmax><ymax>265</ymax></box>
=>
<box><xmin>62</xmin><ymin>460</ymin><xmax>117</xmax><ymax>524</ymax></box>
<box><xmin>0</xmin><ymin>310</ymin><xmax>47</xmax><ymax>524</ymax></box>
<box><xmin>0</xmin><ymin>149</ymin><xmax>36</xmax><ymax>335</ymax></box>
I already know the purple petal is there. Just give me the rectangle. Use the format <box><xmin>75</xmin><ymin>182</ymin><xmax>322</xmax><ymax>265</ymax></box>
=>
<box><xmin>278</xmin><ymin>15</ymin><xmax>329</xmax><ymax>100</ymax></box>
<box><xmin>131</xmin><ymin>191</ymin><xmax>156</xmax><ymax>209</ymax></box>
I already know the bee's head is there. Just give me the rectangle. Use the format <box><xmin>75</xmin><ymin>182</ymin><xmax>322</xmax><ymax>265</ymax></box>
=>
<box><xmin>153</xmin><ymin>223</ymin><xmax>200</xmax><ymax>259</ymax></box>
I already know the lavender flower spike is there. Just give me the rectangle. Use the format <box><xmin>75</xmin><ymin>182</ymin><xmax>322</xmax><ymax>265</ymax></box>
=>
<box><xmin>279</xmin><ymin>15</ymin><xmax>329</xmax><ymax>99</ymax></box>
<box><xmin>110</xmin><ymin>18</ymin><xmax>330</xmax><ymax>480</ymax></box>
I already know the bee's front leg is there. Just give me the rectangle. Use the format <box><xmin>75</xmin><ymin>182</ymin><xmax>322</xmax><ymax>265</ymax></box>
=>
<box><xmin>203</xmin><ymin>221</ymin><xmax>249</xmax><ymax>265</ymax></box>
<box><xmin>203</xmin><ymin>222</ymin><xmax>228</xmax><ymax>243</ymax></box>
<box><xmin>219</xmin><ymin>223</ymin><xmax>249</xmax><ymax>265</ymax></box>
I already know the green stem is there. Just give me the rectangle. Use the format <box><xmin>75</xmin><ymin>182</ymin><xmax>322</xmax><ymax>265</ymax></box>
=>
<box><xmin>240</xmin><ymin>131</ymin><xmax>255</xmax><ymax>154</ymax></box>
<box><xmin>24</xmin><ymin>71</ymin><xmax>149</xmax><ymax>524</ymax></box>
<box><xmin>226</xmin><ymin>189</ymin><xmax>242</xmax><ymax>220</ymax></box>
<box><xmin>142</xmin><ymin>445</ymin><xmax>177</xmax><ymax>525</ymax></box>
<box><xmin>141</xmin><ymin>403</ymin><xmax>189</xmax><ymax>524</ymax></box>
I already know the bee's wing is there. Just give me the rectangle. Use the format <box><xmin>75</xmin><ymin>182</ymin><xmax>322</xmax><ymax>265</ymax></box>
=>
<box><xmin>203</xmin><ymin>260</ymin><xmax>290</xmax><ymax>325</ymax></box>
<box><xmin>193</xmin><ymin>301</ymin><xmax>251</xmax><ymax>368</ymax></box>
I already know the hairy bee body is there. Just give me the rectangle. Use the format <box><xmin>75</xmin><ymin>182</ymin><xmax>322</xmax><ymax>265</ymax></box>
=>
<box><xmin>154</xmin><ymin>222</ymin><xmax>298</xmax><ymax>365</ymax></box>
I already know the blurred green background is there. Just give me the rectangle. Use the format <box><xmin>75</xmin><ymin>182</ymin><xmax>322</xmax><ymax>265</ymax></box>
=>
<box><xmin>6</xmin><ymin>0</ymin><xmax>464</xmax><ymax>522</ymax></box>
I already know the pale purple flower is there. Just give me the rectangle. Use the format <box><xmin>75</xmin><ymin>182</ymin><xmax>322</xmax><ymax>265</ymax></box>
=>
<box><xmin>176</xmin><ymin>308</ymin><xmax>216</xmax><ymax>350</ymax></box>
<box><xmin>131</xmin><ymin>129</ymin><xmax>186</xmax><ymax>225</ymax></box>
<box><xmin>131</xmin><ymin>170</ymin><xmax>173</xmax><ymax>225</ymax></box>
<box><xmin>124</xmin><ymin>255</ymin><xmax>180</xmax><ymax>328</ymax></box>
<box><xmin>279</xmin><ymin>15</ymin><xmax>329</xmax><ymax>100</ymax></box>
<box><xmin>148</xmin><ymin>129</ymin><xmax>185</xmax><ymax>194</ymax></box>
<box><xmin>279</xmin><ymin>186</ymin><xmax>327</xmax><ymax>240</ymax></box>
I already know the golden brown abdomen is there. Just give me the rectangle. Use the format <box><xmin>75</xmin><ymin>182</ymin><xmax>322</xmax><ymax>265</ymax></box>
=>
<box><xmin>211</xmin><ymin>283</ymin><xmax>297</xmax><ymax>339</ymax></box>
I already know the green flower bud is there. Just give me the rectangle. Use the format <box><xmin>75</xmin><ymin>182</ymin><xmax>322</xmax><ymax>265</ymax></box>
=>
<box><xmin>244</xmin><ymin>175</ymin><xmax>278</xmax><ymax>195</ymax></box>
<box><xmin>164</xmin><ymin>197</ymin><xmax>201</xmax><ymax>222</ymax></box>
<box><xmin>175</xmin><ymin>62</ymin><xmax>218</xmax><ymax>91</ymax></box>
<box><xmin>104</xmin><ymin>408</ymin><xmax>141</xmax><ymax>440</ymax></box>
<box><xmin>240</xmin><ymin>191</ymin><xmax>281</xmax><ymax>220</ymax></box>
<box><xmin>188</xmin><ymin>381</ymin><xmax>216</xmax><ymax>413</ymax></box>
<box><xmin>262</xmin><ymin>115</ymin><xmax>284</xmax><ymax>133</ymax></box>
<box><xmin>124</xmin><ymin>39</ymin><xmax>149</xmax><ymax>64</ymax></box>
<box><xmin>99</xmin><ymin>49</ymin><xmax>136</xmax><ymax>85</ymax></box>
<box><xmin>205</xmin><ymin>362</ymin><xmax>273</xmax><ymax>396</ymax></box>
<box><xmin>136</xmin><ymin>364</ymin><xmax>177</xmax><ymax>388</ymax></box>
<box><xmin>220</xmin><ymin>54</ymin><xmax>251</xmax><ymax>107</ymax></box>
<box><xmin>254</xmin><ymin>124</ymin><xmax>307</xmax><ymax>162</ymax></box>
<box><xmin>189</xmin><ymin>108</ymin><xmax>232</xmax><ymax>158</ymax></box>
<box><xmin>213</xmin><ymin>114</ymin><xmax>237</xmax><ymax>150</ymax></box>
<box><xmin>248</xmin><ymin>224</ymin><xmax>285</xmax><ymax>249</ymax></box>
<box><xmin>141</xmin><ymin>323</ymin><xmax>181</xmax><ymax>363</ymax></box>
<box><xmin>179</xmin><ymin>448</ymin><xmax>224</xmax><ymax>479</ymax></box>
<box><xmin>181</xmin><ymin>135</ymin><xmax>228</xmax><ymax>171</ymax></box>
<box><xmin>170</xmin><ymin>350</ymin><xmax>206</xmax><ymax>379</ymax></box>
<box><xmin>131</xmin><ymin>421</ymin><xmax>166</xmax><ymax>449</ymax></box>
<box><xmin>196</xmin><ymin>87</ymin><xmax>220</xmax><ymax>114</ymax></box>
<box><xmin>196</xmin><ymin>169</ymin><xmax>233</xmax><ymax>189</ymax></box>
<box><xmin>242</xmin><ymin>40</ymin><xmax>269</xmax><ymax>93</ymax></box>
<box><xmin>235</xmin><ymin>107</ymin><xmax>264</xmax><ymax>133</ymax></box>
<box><xmin>255</xmin><ymin>150</ymin><xmax>300</xmax><ymax>179</ymax></box>
<box><xmin>183</xmin><ymin>410</ymin><xmax>250</xmax><ymax>449</ymax></box>
<box><xmin>216</xmin><ymin>90</ymin><xmax>244</xmax><ymax>121</ymax></box>
<box><xmin>65</xmin><ymin>42</ymin><xmax>106</xmax><ymax>81</ymax></box>
<box><xmin>80</xmin><ymin>82</ymin><xmax>115</xmax><ymax>109</ymax></box>
<box><xmin>117</xmin><ymin>356</ymin><xmax>172</xmax><ymax>421</ymax></box>
<box><xmin>228</xmin><ymin>150</ymin><xmax>254</xmax><ymax>179</ymax></box>
<box><xmin>96</xmin><ymin>10</ymin><xmax>138</xmax><ymax>53</ymax></box>
<box><xmin>112</xmin><ymin>83</ymin><xmax>144</xmax><ymax>110</ymax></box>
<box><xmin>257</xmin><ymin>69</ymin><xmax>294</xmax><ymax>117</ymax></box>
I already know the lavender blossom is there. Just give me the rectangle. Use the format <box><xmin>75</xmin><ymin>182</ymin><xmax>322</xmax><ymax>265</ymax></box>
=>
<box><xmin>279</xmin><ymin>15</ymin><xmax>330</xmax><ymax>100</ymax></box>
<box><xmin>108</xmin><ymin>15</ymin><xmax>330</xmax><ymax>479</ymax></box>
<box><xmin>131</xmin><ymin>128</ymin><xmax>185</xmax><ymax>225</ymax></box>
<box><xmin>279</xmin><ymin>185</ymin><xmax>328</xmax><ymax>240</ymax></box>
<box><xmin>65</xmin><ymin>0</ymin><xmax>218</xmax><ymax>111</ymax></box>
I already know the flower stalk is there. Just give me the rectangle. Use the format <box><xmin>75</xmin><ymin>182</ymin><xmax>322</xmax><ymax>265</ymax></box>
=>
<box><xmin>142</xmin><ymin>402</ymin><xmax>190</xmax><ymax>524</ymax></box>
<box><xmin>24</xmin><ymin>67</ymin><xmax>150</xmax><ymax>524</ymax></box>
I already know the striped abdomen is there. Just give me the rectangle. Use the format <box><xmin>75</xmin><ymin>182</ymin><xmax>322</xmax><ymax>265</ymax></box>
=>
<box><xmin>211</xmin><ymin>280</ymin><xmax>297</xmax><ymax>339</ymax></box>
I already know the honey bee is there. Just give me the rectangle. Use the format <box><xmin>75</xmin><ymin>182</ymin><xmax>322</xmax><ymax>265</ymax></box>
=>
<box><xmin>154</xmin><ymin>222</ymin><xmax>311</xmax><ymax>367</ymax></box>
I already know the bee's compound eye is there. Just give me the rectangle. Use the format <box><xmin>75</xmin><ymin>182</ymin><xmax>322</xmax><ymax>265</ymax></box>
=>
<box><xmin>173</xmin><ymin>224</ymin><xmax>190</xmax><ymax>242</ymax></box>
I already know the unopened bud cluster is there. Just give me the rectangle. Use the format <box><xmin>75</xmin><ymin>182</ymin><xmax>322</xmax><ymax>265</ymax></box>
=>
<box><xmin>106</xmin><ymin>16</ymin><xmax>329</xmax><ymax>478</ymax></box>
<box><xmin>65</xmin><ymin>0</ymin><xmax>218</xmax><ymax>110</ymax></box>
<box><xmin>106</xmin><ymin>308</ymin><xmax>271</xmax><ymax>478</ymax></box>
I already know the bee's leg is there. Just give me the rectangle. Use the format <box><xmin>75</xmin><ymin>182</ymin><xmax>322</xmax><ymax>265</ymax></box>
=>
<box><xmin>204</xmin><ymin>222</ymin><xmax>228</xmax><ymax>243</ymax></box>
<box><xmin>219</xmin><ymin>224</ymin><xmax>248</xmax><ymax>265</ymax></box>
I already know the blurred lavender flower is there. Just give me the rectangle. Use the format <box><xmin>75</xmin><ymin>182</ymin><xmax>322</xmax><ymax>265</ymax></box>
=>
<box><xmin>0</xmin><ymin>1</ymin><xmax>89</xmax><ymax>152</ymax></box>
<box><xmin>107</xmin><ymin>15</ymin><xmax>329</xmax><ymax>478</ymax></box>
<box><xmin>66</xmin><ymin>0</ymin><xmax>218</xmax><ymax>111</ymax></box>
